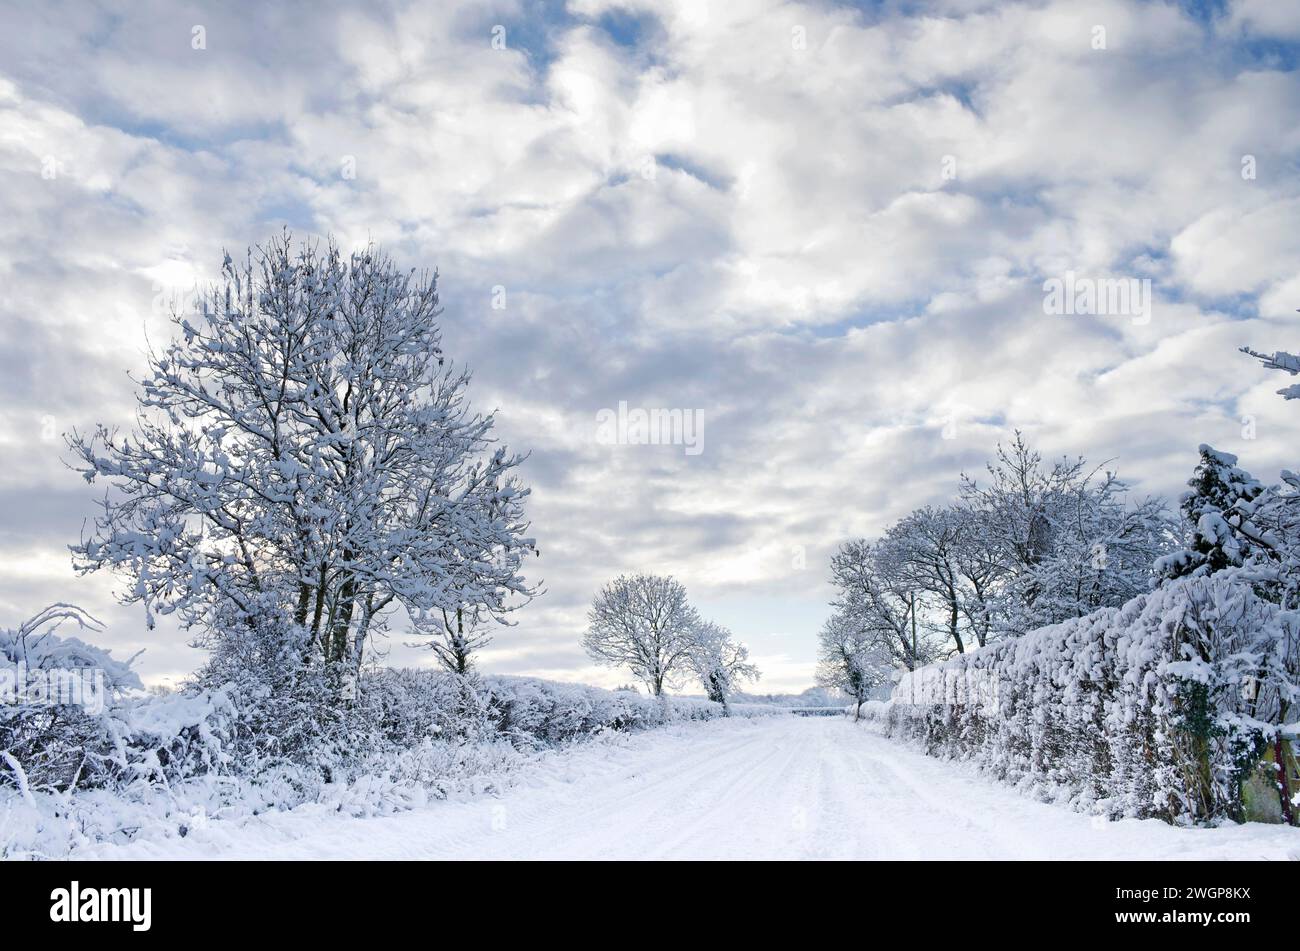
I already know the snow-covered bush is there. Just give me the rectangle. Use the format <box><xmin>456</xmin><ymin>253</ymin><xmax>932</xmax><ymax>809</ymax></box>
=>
<box><xmin>869</xmin><ymin>575</ymin><xmax>1299</xmax><ymax>823</ymax></box>
<box><xmin>168</xmin><ymin>664</ymin><xmax>727</xmax><ymax>793</ymax></box>
<box><xmin>1</xmin><ymin>605</ymin><xmax>144</xmax><ymax>795</ymax></box>
<box><xmin>479</xmin><ymin>674</ymin><xmax>722</xmax><ymax>744</ymax></box>
<box><xmin>2</xmin><ymin>604</ymin><xmax>727</xmax><ymax>856</ymax></box>
<box><xmin>2</xmin><ymin>632</ymin><xmax>233</xmax><ymax>800</ymax></box>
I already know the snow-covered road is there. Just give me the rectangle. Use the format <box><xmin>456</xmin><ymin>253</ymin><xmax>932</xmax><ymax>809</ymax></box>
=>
<box><xmin>88</xmin><ymin>716</ymin><xmax>1300</xmax><ymax>860</ymax></box>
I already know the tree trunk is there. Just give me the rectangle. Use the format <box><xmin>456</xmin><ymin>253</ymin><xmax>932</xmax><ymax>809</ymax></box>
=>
<box><xmin>909</xmin><ymin>597</ymin><xmax>919</xmax><ymax>669</ymax></box>
<box><xmin>453</xmin><ymin>607</ymin><xmax>470</xmax><ymax>674</ymax></box>
<box><xmin>294</xmin><ymin>581</ymin><xmax>312</xmax><ymax>627</ymax></box>
<box><xmin>310</xmin><ymin>563</ymin><xmax>328</xmax><ymax>654</ymax></box>
<box><xmin>350</xmin><ymin>592</ymin><xmax>376</xmax><ymax>672</ymax></box>
<box><xmin>329</xmin><ymin>573</ymin><xmax>356</xmax><ymax>666</ymax></box>
<box><xmin>1275</xmin><ymin>735</ymin><xmax>1295</xmax><ymax>826</ymax></box>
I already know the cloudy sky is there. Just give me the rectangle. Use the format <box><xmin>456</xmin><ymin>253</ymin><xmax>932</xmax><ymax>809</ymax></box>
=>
<box><xmin>1</xmin><ymin>0</ymin><xmax>1298</xmax><ymax>692</ymax></box>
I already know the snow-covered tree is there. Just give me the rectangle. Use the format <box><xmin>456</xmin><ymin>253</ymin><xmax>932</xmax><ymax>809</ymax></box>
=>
<box><xmin>583</xmin><ymin>574</ymin><xmax>701</xmax><ymax>696</ymax></box>
<box><xmin>1238</xmin><ymin>341</ymin><xmax>1300</xmax><ymax>610</ymax></box>
<box><xmin>686</xmin><ymin>620</ymin><xmax>759</xmax><ymax>712</ymax></box>
<box><xmin>67</xmin><ymin>233</ymin><xmax>538</xmax><ymax>685</ymax></box>
<box><xmin>829</xmin><ymin>539</ymin><xmax>934</xmax><ymax>670</ymax></box>
<box><xmin>959</xmin><ymin>432</ymin><xmax>1174</xmax><ymax>636</ymax></box>
<box><xmin>950</xmin><ymin>505</ymin><xmax>1005</xmax><ymax>649</ymax></box>
<box><xmin>815</xmin><ymin>609</ymin><xmax>893</xmax><ymax>720</ymax></box>
<box><xmin>884</xmin><ymin>505</ymin><xmax>1008</xmax><ymax>654</ymax></box>
<box><xmin>884</xmin><ymin>507</ymin><xmax>967</xmax><ymax>653</ymax></box>
<box><xmin>1156</xmin><ymin>445</ymin><xmax>1273</xmax><ymax>581</ymax></box>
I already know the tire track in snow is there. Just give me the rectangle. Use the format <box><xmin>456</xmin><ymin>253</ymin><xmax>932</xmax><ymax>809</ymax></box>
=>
<box><xmin>853</xmin><ymin>729</ymin><xmax>1056</xmax><ymax>859</ymax></box>
<box><xmin>811</xmin><ymin>724</ymin><xmax>924</xmax><ymax>859</ymax></box>
<box><xmin>81</xmin><ymin>715</ymin><xmax>1300</xmax><ymax>860</ymax></box>
<box><xmin>433</xmin><ymin>723</ymin><xmax>786</xmax><ymax>859</ymax></box>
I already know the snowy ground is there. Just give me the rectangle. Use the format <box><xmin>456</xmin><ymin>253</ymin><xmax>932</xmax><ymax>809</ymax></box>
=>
<box><xmin>79</xmin><ymin>716</ymin><xmax>1300</xmax><ymax>860</ymax></box>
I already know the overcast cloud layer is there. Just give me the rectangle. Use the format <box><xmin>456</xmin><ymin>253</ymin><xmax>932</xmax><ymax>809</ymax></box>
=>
<box><xmin>1</xmin><ymin>0</ymin><xmax>1299</xmax><ymax>692</ymax></box>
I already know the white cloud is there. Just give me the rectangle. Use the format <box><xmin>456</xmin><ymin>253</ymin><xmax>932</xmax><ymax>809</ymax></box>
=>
<box><xmin>0</xmin><ymin>0</ymin><xmax>1298</xmax><ymax>694</ymax></box>
<box><xmin>1226</xmin><ymin>0</ymin><xmax>1300</xmax><ymax>40</ymax></box>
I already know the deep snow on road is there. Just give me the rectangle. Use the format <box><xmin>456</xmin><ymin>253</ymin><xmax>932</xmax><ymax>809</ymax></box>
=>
<box><xmin>86</xmin><ymin>716</ymin><xmax>1300</xmax><ymax>860</ymax></box>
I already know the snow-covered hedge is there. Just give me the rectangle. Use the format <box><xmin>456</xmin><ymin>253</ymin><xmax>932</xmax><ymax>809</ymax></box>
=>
<box><xmin>866</xmin><ymin>575</ymin><xmax>1298</xmax><ymax>823</ymax></box>
<box><xmin>0</xmin><ymin>607</ymin><xmax>731</xmax><ymax>856</ymax></box>
<box><xmin>4</xmin><ymin>666</ymin><xmax>723</xmax><ymax>801</ymax></box>
<box><xmin>477</xmin><ymin>675</ymin><xmax>723</xmax><ymax>744</ymax></box>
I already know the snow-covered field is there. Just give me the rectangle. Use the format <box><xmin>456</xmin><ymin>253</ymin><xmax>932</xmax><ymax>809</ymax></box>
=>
<box><xmin>76</xmin><ymin>716</ymin><xmax>1300</xmax><ymax>861</ymax></box>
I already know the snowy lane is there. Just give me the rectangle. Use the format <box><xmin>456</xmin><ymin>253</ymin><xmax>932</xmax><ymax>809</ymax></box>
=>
<box><xmin>86</xmin><ymin>716</ymin><xmax>1300</xmax><ymax>860</ymax></box>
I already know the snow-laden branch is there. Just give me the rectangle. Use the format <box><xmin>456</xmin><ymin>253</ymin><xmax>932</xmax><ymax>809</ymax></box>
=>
<box><xmin>66</xmin><ymin>233</ymin><xmax>539</xmax><ymax>676</ymax></box>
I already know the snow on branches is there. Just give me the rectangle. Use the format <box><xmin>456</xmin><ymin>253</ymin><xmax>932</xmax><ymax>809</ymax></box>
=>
<box><xmin>583</xmin><ymin>573</ymin><xmax>759</xmax><ymax>706</ymax></box>
<box><xmin>815</xmin><ymin>609</ymin><xmax>893</xmax><ymax>720</ymax></box>
<box><xmin>67</xmin><ymin>233</ymin><xmax>538</xmax><ymax>680</ymax></box>
<box><xmin>828</xmin><ymin>434</ymin><xmax>1177</xmax><ymax>666</ymax></box>
<box><xmin>687</xmin><ymin>620</ymin><xmax>759</xmax><ymax>711</ymax></box>
<box><xmin>1241</xmin><ymin>344</ymin><xmax>1300</xmax><ymax>401</ymax></box>
<box><xmin>1156</xmin><ymin>445</ymin><xmax>1276</xmax><ymax>582</ymax></box>
<box><xmin>958</xmin><ymin>433</ymin><xmax>1176</xmax><ymax>637</ymax></box>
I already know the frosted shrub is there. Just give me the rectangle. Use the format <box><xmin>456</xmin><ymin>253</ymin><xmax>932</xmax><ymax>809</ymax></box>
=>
<box><xmin>0</xmin><ymin>605</ymin><xmax>143</xmax><ymax>794</ymax></box>
<box><xmin>479</xmin><ymin>674</ymin><xmax>722</xmax><ymax>746</ymax></box>
<box><xmin>3</xmin><ymin>609</ymin><xmax>725</xmax><ymax>802</ymax></box>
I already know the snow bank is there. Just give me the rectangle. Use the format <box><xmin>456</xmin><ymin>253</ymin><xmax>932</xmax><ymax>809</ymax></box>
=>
<box><xmin>865</xmin><ymin>575</ymin><xmax>1298</xmax><ymax>824</ymax></box>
